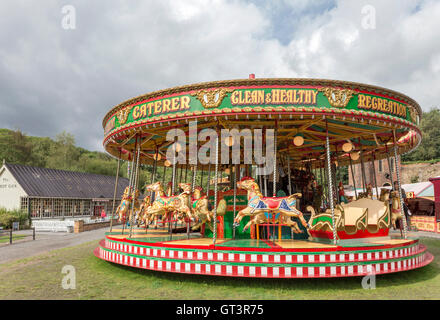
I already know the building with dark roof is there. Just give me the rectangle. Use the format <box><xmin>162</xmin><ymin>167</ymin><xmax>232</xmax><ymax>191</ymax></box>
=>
<box><xmin>0</xmin><ymin>162</ymin><xmax>129</xmax><ymax>219</ymax></box>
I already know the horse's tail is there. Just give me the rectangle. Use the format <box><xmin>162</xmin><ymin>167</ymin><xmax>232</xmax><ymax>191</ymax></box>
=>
<box><xmin>216</xmin><ymin>199</ymin><xmax>227</xmax><ymax>217</ymax></box>
<box><xmin>288</xmin><ymin>193</ymin><xmax>302</xmax><ymax>201</ymax></box>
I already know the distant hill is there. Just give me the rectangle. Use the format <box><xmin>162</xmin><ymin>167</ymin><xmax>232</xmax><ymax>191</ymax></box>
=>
<box><xmin>0</xmin><ymin>128</ymin><xmax>123</xmax><ymax>176</ymax></box>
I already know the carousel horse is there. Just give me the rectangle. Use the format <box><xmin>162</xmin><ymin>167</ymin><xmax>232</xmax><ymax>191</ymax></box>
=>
<box><xmin>379</xmin><ymin>188</ymin><xmax>390</xmax><ymax>202</ymax></box>
<box><xmin>390</xmin><ymin>190</ymin><xmax>403</xmax><ymax>231</ymax></box>
<box><xmin>143</xmin><ymin>181</ymin><xmax>193</xmax><ymax>226</ymax></box>
<box><xmin>232</xmin><ymin>177</ymin><xmax>309</xmax><ymax>233</ymax></box>
<box><xmin>116</xmin><ymin>187</ymin><xmax>131</xmax><ymax>223</ymax></box>
<box><xmin>136</xmin><ymin>195</ymin><xmax>151</xmax><ymax>227</ymax></box>
<box><xmin>358</xmin><ymin>183</ymin><xmax>373</xmax><ymax>199</ymax></box>
<box><xmin>127</xmin><ymin>189</ymin><xmax>141</xmax><ymax>225</ymax></box>
<box><xmin>190</xmin><ymin>186</ymin><xmax>227</xmax><ymax>232</ymax></box>
<box><xmin>116</xmin><ymin>187</ymin><xmax>140</xmax><ymax>224</ymax></box>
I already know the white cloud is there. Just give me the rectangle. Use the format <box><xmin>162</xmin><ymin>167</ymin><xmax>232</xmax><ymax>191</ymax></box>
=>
<box><xmin>0</xmin><ymin>0</ymin><xmax>439</xmax><ymax>151</ymax></box>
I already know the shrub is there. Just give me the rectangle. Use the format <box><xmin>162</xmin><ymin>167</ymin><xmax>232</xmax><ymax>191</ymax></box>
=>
<box><xmin>0</xmin><ymin>208</ymin><xmax>29</xmax><ymax>229</ymax></box>
<box><xmin>410</xmin><ymin>176</ymin><xmax>420</xmax><ymax>183</ymax></box>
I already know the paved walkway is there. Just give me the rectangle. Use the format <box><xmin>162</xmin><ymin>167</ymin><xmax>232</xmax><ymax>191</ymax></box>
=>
<box><xmin>390</xmin><ymin>229</ymin><xmax>440</xmax><ymax>239</ymax></box>
<box><xmin>0</xmin><ymin>227</ymin><xmax>115</xmax><ymax>264</ymax></box>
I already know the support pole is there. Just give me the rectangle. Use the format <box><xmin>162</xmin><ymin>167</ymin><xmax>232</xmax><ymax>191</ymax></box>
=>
<box><xmin>349</xmin><ymin>157</ymin><xmax>358</xmax><ymax>199</ymax></box>
<box><xmin>325</xmin><ymin>121</ymin><xmax>338</xmax><ymax>244</ymax></box>
<box><xmin>213</xmin><ymin>127</ymin><xmax>219</xmax><ymax>246</ymax></box>
<box><xmin>393</xmin><ymin>130</ymin><xmax>408</xmax><ymax>239</ymax></box>
<box><xmin>232</xmin><ymin>164</ymin><xmax>238</xmax><ymax>239</ymax></box>
<box><xmin>200</xmin><ymin>166</ymin><xmax>204</xmax><ymax>189</ymax></box>
<box><xmin>371</xmin><ymin>153</ymin><xmax>379</xmax><ymax>200</ymax></box>
<box><xmin>129</xmin><ymin>136</ymin><xmax>141</xmax><ymax>238</ymax></box>
<box><xmin>122</xmin><ymin>150</ymin><xmax>136</xmax><ymax>235</ymax></box>
<box><xmin>109</xmin><ymin>151</ymin><xmax>121</xmax><ymax>232</ymax></box>
<box><xmin>264</xmin><ymin>174</ymin><xmax>268</xmax><ymax>197</ymax></box>
<box><xmin>385</xmin><ymin>145</ymin><xmax>394</xmax><ymax>190</ymax></box>
<box><xmin>206</xmin><ymin>160</ymin><xmax>211</xmax><ymax>197</ymax></box>
<box><xmin>162</xmin><ymin>163</ymin><xmax>166</xmax><ymax>187</ymax></box>
<box><xmin>359</xmin><ymin>139</ymin><xmax>367</xmax><ymax>192</ymax></box>
<box><xmin>273</xmin><ymin>121</ymin><xmax>278</xmax><ymax>197</ymax></box>
<box><xmin>287</xmin><ymin>156</ymin><xmax>292</xmax><ymax>195</ymax></box>
<box><xmin>189</xmin><ymin>164</ymin><xmax>197</xmax><ymax>239</ymax></box>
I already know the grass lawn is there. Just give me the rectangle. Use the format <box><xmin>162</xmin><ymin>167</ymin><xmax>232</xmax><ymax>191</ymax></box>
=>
<box><xmin>0</xmin><ymin>238</ymin><xmax>439</xmax><ymax>300</ymax></box>
<box><xmin>0</xmin><ymin>234</ymin><xmax>27</xmax><ymax>243</ymax></box>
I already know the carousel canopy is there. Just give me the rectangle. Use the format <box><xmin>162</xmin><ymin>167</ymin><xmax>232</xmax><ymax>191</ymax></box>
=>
<box><xmin>102</xmin><ymin>78</ymin><xmax>422</xmax><ymax>169</ymax></box>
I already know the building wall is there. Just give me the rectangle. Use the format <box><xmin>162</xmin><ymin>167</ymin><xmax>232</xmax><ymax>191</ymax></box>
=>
<box><xmin>349</xmin><ymin>158</ymin><xmax>398</xmax><ymax>188</ymax></box>
<box><xmin>0</xmin><ymin>166</ymin><xmax>27</xmax><ymax>210</ymax></box>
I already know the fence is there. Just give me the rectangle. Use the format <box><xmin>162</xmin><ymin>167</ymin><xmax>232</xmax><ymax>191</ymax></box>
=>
<box><xmin>31</xmin><ymin>217</ymin><xmax>115</xmax><ymax>233</ymax></box>
<box><xmin>31</xmin><ymin>220</ymin><xmax>75</xmax><ymax>232</ymax></box>
<box><xmin>0</xmin><ymin>227</ymin><xmax>35</xmax><ymax>244</ymax></box>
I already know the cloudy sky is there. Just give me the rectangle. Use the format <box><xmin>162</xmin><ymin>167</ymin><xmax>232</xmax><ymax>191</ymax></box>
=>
<box><xmin>1</xmin><ymin>0</ymin><xmax>439</xmax><ymax>151</ymax></box>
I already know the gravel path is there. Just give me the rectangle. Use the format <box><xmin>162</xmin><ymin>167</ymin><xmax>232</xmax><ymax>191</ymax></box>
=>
<box><xmin>0</xmin><ymin>227</ymin><xmax>115</xmax><ymax>264</ymax></box>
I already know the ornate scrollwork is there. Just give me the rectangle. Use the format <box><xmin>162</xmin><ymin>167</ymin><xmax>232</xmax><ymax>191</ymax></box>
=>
<box><xmin>408</xmin><ymin>105</ymin><xmax>418</xmax><ymax>123</ymax></box>
<box><xmin>318</xmin><ymin>87</ymin><xmax>356</xmax><ymax>108</ymax></box>
<box><xmin>117</xmin><ymin>106</ymin><xmax>132</xmax><ymax>125</ymax></box>
<box><xmin>191</xmin><ymin>88</ymin><xmax>233</xmax><ymax>109</ymax></box>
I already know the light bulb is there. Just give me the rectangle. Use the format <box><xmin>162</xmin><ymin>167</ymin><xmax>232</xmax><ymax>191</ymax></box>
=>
<box><xmin>342</xmin><ymin>142</ymin><xmax>353</xmax><ymax>153</ymax></box>
<box><xmin>350</xmin><ymin>152</ymin><xmax>360</xmax><ymax>161</ymax></box>
<box><xmin>293</xmin><ymin>135</ymin><xmax>304</xmax><ymax>146</ymax></box>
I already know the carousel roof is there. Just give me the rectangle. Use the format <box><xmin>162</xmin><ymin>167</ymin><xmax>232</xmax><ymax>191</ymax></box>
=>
<box><xmin>102</xmin><ymin>78</ymin><xmax>423</xmax><ymax>169</ymax></box>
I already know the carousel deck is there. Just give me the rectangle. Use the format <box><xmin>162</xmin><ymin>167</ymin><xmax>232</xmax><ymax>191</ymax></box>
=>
<box><xmin>95</xmin><ymin>227</ymin><xmax>433</xmax><ymax>278</ymax></box>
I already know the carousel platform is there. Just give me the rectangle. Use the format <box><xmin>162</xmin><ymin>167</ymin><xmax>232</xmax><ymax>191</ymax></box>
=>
<box><xmin>94</xmin><ymin>227</ymin><xmax>433</xmax><ymax>278</ymax></box>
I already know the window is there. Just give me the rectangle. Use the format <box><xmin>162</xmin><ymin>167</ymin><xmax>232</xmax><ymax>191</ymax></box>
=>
<box><xmin>20</xmin><ymin>197</ymin><xmax>28</xmax><ymax>212</ymax></box>
<box><xmin>83</xmin><ymin>200</ymin><xmax>91</xmax><ymax>216</ymax></box>
<box><xmin>378</xmin><ymin>160</ymin><xmax>383</xmax><ymax>172</ymax></box>
<box><xmin>65</xmin><ymin>199</ymin><xmax>73</xmax><ymax>217</ymax></box>
<box><xmin>30</xmin><ymin>198</ymin><xmax>44</xmax><ymax>219</ymax></box>
<box><xmin>54</xmin><ymin>199</ymin><xmax>63</xmax><ymax>217</ymax></box>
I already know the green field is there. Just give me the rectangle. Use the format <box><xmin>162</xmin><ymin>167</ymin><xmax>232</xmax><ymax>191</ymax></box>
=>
<box><xmin>0</xmin><ymin>234</ymin><xmax>27</xmax><ymax>243</ymax></box>
<box><xmin>0</xmin><ymin>238</ymin><xmax>439</xmax><ymax>300</ymax></box>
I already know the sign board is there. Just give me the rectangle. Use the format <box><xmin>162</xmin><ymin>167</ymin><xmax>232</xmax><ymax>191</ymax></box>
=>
<box><xmin>12</xmin><ymin>221</ymin><xmax>19</xmax><ymax>231</ymax></box>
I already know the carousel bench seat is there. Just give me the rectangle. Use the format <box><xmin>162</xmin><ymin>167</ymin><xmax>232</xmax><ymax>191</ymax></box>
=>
<box><xmin>340</xmin><ymin>198</ymin><xmax>389</xmax><ymax>232</ymax></box>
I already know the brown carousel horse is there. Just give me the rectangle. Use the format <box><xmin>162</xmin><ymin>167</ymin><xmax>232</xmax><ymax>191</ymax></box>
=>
<box><xmin>379</xmin><ymin>188</ymin><xmax>403</xmax><ymax>232</ymax></box>
<box><xmin>390</xmin><ymin>190</ymin><xmax>404</xmax><ymax>232</ymax></box>
<box><xmin>143</xmin><ymin>181</ymin><xmax>193</xmax><ymax>226</ymax></box>
<box><xmin>358</xmin><ymin>183</ymin><xmax>373</xmax><ymax>199</ymax></box>
<box><xmin>233</xmin><ymin>177</ymin><xmax>309</xmax><ymax>234</ymax></box>
<box><xmin>190</xmin><ymin>186</ymin><xmax>227</xmax><ymax>232</ymax></box>
<box><xmin>136</xmin><ymin>195</ymin><xmax>151</xmax><ymax>227</ymax></box>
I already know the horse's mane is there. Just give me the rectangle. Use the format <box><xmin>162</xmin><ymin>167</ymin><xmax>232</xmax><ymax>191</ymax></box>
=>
<box><xmin>251</xmin><ymin>181</ymin><xmax>263</xmax><ymax>198</ymax></box>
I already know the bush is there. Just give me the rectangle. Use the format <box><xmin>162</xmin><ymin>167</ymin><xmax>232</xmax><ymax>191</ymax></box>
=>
<box><xmin>0</xmin><ymin>208</ymin><xmax>29</xmax><ymax>229</ymax></box>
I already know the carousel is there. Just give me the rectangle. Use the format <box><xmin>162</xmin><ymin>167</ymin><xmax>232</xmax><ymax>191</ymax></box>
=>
<box><xmin>94</xmin><ymin>77</ymin><xmax>433</xmax><ymax>278</ymax></box>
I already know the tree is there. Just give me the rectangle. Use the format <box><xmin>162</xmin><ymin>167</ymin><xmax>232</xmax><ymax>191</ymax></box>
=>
<box><xmin>402</xmin><ymin>108</ymin><xmax>440</xmax><ymax>162</ymax></box>
<box><xmin>0</xmin><ymin>129</ymin><xmax>34</xmax><ymax>165</ymax></box>
<box><xmin>46</xmin><ymin>131</ymin><xmax>80</xmax><ymax>170</ymax></box>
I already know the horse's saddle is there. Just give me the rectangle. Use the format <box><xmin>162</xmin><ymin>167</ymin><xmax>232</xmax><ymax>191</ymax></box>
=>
<box><xmin>251</xmin><ymin>197</ymin><xmax>296</xmax><ymax>211</ymax></box>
